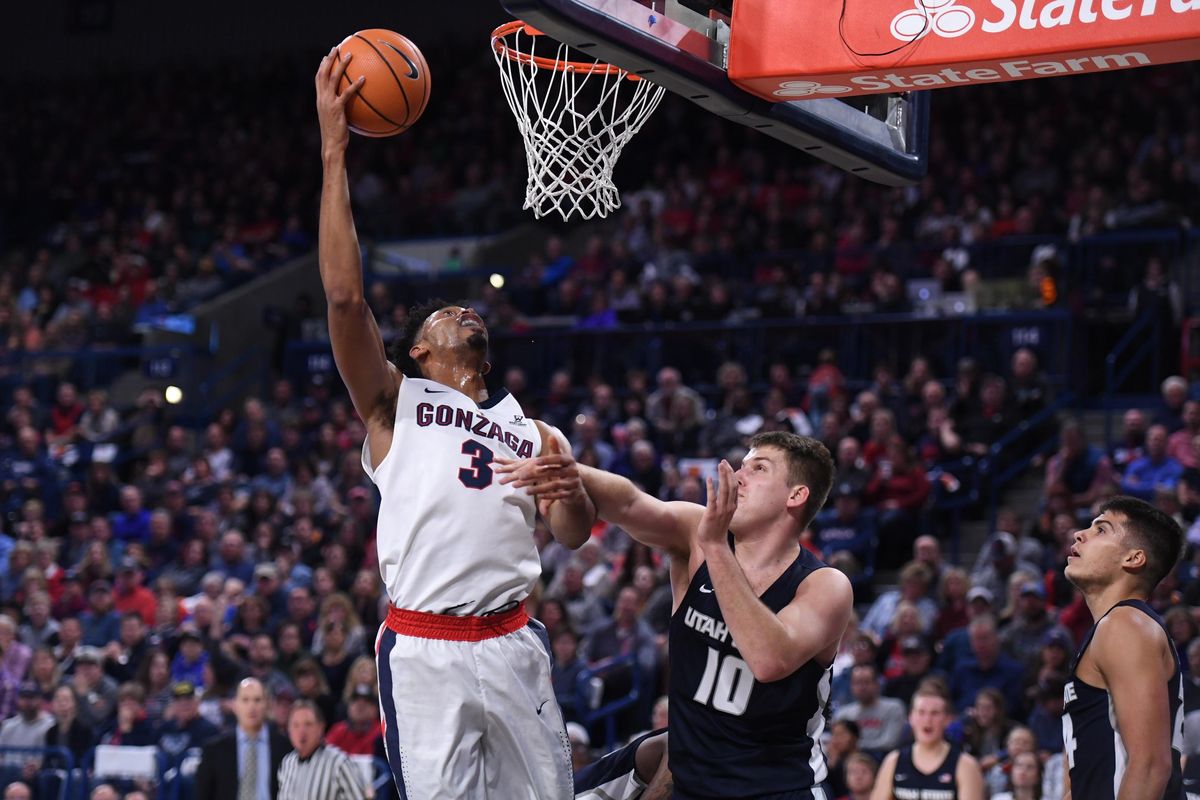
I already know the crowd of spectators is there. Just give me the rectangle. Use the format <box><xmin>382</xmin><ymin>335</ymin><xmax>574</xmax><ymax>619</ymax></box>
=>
<box><xmin>3</xmin><ymin>337</ymin><xmax>1200</xmax><ymax>798</ymax></box>
<box><xmin>2</xmin><ymin>45</ymin><xmax>1198</xmax><ymax>381</ymax></box>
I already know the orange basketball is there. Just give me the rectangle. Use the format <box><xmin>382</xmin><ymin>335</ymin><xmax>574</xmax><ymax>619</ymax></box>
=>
<box><xmin>337</xmin><ymin>29</ymin><xmax>431</xmax><ymax>138</ymax></box>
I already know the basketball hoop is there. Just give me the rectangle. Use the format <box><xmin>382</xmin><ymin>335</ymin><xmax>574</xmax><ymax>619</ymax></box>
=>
<box><xmin>491</xmin><ymin>21</ymin><xmax>666</xmax><ymax>221</ymax></box>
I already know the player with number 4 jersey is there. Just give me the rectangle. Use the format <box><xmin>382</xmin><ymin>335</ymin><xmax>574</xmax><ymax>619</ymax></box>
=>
<box><xmin>500</xmin><ymin>431</ymin><xmax>854</xmax><ymax>799</ymax></box>
<box><xmin>1060</xmin><ymin>496</ymin><xmax>1185</xmax><ymax>800</ymax></box>
<box><xmin>316</xmin><ymin>46</ymin><xmax>594</xmax><ymax>799</ymax></box>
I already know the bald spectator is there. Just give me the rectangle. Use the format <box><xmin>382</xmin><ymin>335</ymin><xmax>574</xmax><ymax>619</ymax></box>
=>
<box><xmin>4</xmin><ymin>783</ymin><xmax>32</xmax><ymax>800</ymax></box>
<box><xmin>80</xmin><ymin>581</ymin><xmax>121</xmax><ymax>648</ymax></box>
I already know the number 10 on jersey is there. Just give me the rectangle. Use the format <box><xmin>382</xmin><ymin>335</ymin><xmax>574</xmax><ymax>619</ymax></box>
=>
<box><xmin>694</xmin><ymin>647</ymin><xmax>754</xmax><ymax>715</ymax></box>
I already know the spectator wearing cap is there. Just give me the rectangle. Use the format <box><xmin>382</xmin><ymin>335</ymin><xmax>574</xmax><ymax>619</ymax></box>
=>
<box><xmin>969</xmin><ymin>530</ymin><xmax>1041</xmax><ymax>606</ymax></box>
<box><xmin>156</xmin><ymin>680</ymin><xmax>220</xmax><ymax>762</ymax></box>
<box><xmin>937</xmin><ymin>586</ymin><xmax>994</xmax><ymax>675</ymax></box>
<box><xmin>99</xmin><ymin>682</ymin><xmax>156</xmax><ymax>747</ymax></box>
<box><xmin>195</xmin><ymin>678</ymin><xmax>292</xmax><ymax>800</ymax></box>
<box><xmin>883</xmin><ymin>635</ymin><xmax>942</xmax><ymax>709</ymax></box>
<box><xmin>79</xmin><ymin>579</ymin><xmax>121</xmax><ymax>648</ymax></box>
<box><xmin>111</xmin><ymin>485</ymin><xmax>152</xmax><ymax>544</ymax></box>
<box><xmin>44</xmin><ymin>684</ymin><xmax>94</xmax><ymax>771</ymax></box>
<box><xmin>113</xmin><ymin>557</ymin><xmax>157</xmax><ymax>626</ymax></box>
<box><xmin>68</xmin><ymin>645</ymin><xmax>119</xmax><ymax>730</ymax></box>
<box><xmin>326</xmin><ymin>683</ymin><xmax>382</xmax><ymax>756</ymax></box>
<box><xmin>566</xmin><ymin>721</ymin><xmax>592</xmax><ymax>771</ymax></box>
<box><xmin>170</xmin><ymin>625</ymin><xmax>209</xmax><ymax>688</ymax></box>
<box><xmin>252</xmin><ymin>562</ymin><xmax>288</xmax><ymax>622</ymax></box>
<box><xmin>812</xmin><ymin>481</ymin><xmax>877</xmax><ymax>567</ymax></box>
<box><xmin>1120</xmin><ymin>423</ymin><xmax>1184</xmax><ymax>501</ymax></box>
<box><xmin>0</xmin><ymin>681</ymin><xmax>53</xmax><ymax>780</ymax></box>
<box><xmin>999</xmin><ymin>582</ymin><xmax>1072</xmax><ymax>672</ymax></box>
<box><xmin>860</xmin><ymin>561</ymin><xmax>939</xmax><ymax>640</ymax></box>
<box><xmin>949</xmin><ymin>615</ymin><xmax>1026</xmax><ymax>719</ymax></box>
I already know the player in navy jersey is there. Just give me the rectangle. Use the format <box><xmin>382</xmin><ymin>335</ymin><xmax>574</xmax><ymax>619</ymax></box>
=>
<box><xmin>500</xmin><ymin>431</ymin><xmax>854</xmax><ymax>799</ymax></box>
<box><xmin>1061</xmin><ymin>496</ymin><xmax>1185</xmax><ymax>800</ymax></box>
<box><xmin>871</xmin><ymin>681</ymin><xmax>984</xmax><ymax>800</ymax></box>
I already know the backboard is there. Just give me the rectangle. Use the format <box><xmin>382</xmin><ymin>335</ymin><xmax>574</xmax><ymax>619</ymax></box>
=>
<box><xmin>497</xmin><ymin>0</ymin><xmax>930</xmax><ymax>186</ymax></box>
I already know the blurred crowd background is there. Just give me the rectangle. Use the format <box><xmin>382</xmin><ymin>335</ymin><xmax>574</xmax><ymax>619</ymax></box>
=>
<box><xmin>1</xmin><ymin>11</ymin><xmax>1200</xmax><ymax>800</ymax></box>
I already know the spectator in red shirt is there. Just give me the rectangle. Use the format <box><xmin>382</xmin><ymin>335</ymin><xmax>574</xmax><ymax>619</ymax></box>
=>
<box><xmin>325</xmin><ymin>683</ymin><xmax>380</xmax><ymax>756</ymax></box>
<box><xmin>47</xmin><ymin>382</ymin><xmax>84</xmax><ymax>446</ymax></box>
<box><xmin>867</xmin><ymin>435</ymin><xmax>932</xmax><ymax>570</ymax></box>
<box><xmin>112</xmin><ymin>558</ymin><xmax>157</xmax><ymax>626</ymax></box>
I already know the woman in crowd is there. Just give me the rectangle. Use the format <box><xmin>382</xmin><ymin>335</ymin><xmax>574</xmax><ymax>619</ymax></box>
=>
<box><xmin>991</xmin><ymin>750</ymin><xmax>1042</xmax><ymax>800</ymax></box>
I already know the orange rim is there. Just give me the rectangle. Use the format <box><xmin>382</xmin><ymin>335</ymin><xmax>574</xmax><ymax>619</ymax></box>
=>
<box><xmin>491</xmin><ymin>20</ymin><xmax>642</xmax><ymax>78</ymax></box>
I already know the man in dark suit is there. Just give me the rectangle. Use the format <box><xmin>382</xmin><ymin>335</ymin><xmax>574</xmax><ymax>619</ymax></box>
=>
<box><xmin>194</xmin><ymin>678</ymin><xmax>292</xmax><ymax>800</ymax></box>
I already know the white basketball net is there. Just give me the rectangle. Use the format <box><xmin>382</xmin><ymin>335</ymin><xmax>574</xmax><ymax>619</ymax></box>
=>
<box><xmin>492</xmin><ymin>23</ymin><xmax>666</xmax><ymax>221</ymax></box>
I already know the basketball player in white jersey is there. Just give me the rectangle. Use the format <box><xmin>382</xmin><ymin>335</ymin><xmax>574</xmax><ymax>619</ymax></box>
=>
<box><xmin>1061</xmin><ymin>496</ymin><xmax>1185</xmax><ymax>800</ymax></box>
<box><xmin>316</xmin><ymin>49</ymin><xmax>594</xmax><ymax>799</ymax></box>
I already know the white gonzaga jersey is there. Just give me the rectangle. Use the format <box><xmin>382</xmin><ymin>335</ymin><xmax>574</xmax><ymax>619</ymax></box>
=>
<box><xmin>362</xmin><ymin>376</ymin><xmax>543</xmax><ymax>615</ymax></box>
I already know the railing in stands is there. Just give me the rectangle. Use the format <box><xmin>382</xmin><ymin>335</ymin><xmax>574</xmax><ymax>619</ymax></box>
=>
<box><xmin>1103</xmin><ymin>312</ymin><xmax>1163</xmax><ymax>449</ymax></box>
<box><xmin>0</xmin><ymin>746</ymin><xmax>77</xmax><ymax>800</ymax></box>
<box><xmin>978</xmin><ymin>391</ymin><xmax>1076</xmax><ymax>532</ymax></box>
<box><xmin>571</xmin><ymin>653</ymin><xmax>645</xmax><ymax>753</ymax></box>
<box><xmin>0</xmin><ymin>345</ymin><xmax>202</xmax><ymax>404</ymax></box>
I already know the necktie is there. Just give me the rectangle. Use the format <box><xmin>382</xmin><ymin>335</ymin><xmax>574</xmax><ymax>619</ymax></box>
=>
<box><xmin>239</xmin><ymin>737</ymin><xmax>258</xmax><ymax>800</ymax></box>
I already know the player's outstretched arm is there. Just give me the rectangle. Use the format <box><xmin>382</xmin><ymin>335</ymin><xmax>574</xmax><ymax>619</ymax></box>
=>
<box><xmin>955</xmin><ymin>752</ymin><xmax>985</xmax><ymax>800</ymax></box>
<box><xmin>526</xmin><ymin>422</ymin><xmax>594</xmax><ymax>550</ymax></box>
<box><xmin>316</xmin><ymin>48</ymin><xmax>398</xmax><ymax>426</ymax></box>
<box><xmin>577</xmin><ymin>464</ymin><xmax>700</xmax><ymax>558</ymax></box>
<box><xmin>699</xmin><ymin>461</ymin><xmax>853</xmax><ymax>683</ymax></box>
<box><xmin>1095</xmin><ymin>607</ymin><xmax>1176</xmax><ymax>800</ymax></box>
<box><xmin>870</xmin><ymin>750</ymin><xmax>899</xmax><ymax>800</ymax></box>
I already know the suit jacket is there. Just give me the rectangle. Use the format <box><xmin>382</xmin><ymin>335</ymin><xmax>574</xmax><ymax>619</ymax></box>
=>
<box><xmin>194</xmin><ymin>726</ymin><xmax>292</xmax><ymax>800</ymax></box>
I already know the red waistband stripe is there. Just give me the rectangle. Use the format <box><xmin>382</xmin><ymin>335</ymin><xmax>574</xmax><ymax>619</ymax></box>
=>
<box><xmin>384</xmin><ymin>602</ymin><xmax>529</xmax><ymax>642</ymax></box>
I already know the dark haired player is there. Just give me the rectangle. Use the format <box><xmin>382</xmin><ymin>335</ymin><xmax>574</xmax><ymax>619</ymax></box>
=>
<box><xmin>872</xmin><ymin>681</ymin><xmax>984</xmax><ymax>800</ymax></box>
<box><xmin>1062</xmin><ymin>496</ymin><xmax>1185</xmax><ymax>800</ymax></box>
<box><xmin>502</xmin><ymin>432</ymin><xmax>853</xmax><ymax>798</ymax></box>
<box><xmin>316</xmin><ymin>47</ymin><xmax>593</xmax><ymax>799</ymax></box>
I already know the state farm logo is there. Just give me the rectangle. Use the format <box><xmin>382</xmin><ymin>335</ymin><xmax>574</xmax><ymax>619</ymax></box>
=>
<box><xmin>772</xmin><ymin>80</ymin><xmax>853</xmax><ymax>97</ymax></box>
<box><xmin>891</xmin><ymin>0</ymin><xmax>976</xmax><ymax>40</ymax></box>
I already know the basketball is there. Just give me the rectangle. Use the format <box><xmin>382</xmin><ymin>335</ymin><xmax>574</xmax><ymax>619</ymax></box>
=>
<box><xmin>336</xmin><ymin>29</ymin><xmax>430</xmax><ymax>137</ymax></box>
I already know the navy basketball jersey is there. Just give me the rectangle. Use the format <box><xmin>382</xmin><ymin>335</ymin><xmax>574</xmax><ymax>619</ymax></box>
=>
<box><xmin>668</xmin><ymin>545</ymin><xmax>833</xmax><ymax>799</ymax></box>
<box><xmin>891</xmin><ymin>744</ymin><xmax>961</xmax><ymax>800</ymax></box>
<box><xmin>1062</xmin><ymin>599</ymin><xmax>1184</xmax><ymax>800</ymax></box>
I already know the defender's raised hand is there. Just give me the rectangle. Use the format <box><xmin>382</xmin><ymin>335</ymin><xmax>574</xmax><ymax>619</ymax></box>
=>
<box><xmin>697</xmin><ymin>459</ymin><xmax>739</xmax><ymax>549</ymax></box>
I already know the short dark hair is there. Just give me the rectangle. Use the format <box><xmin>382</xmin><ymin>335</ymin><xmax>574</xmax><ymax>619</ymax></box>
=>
<box><xmin>389</xmin><ymin>298</ymin><xmax>451</xmax><ymax>377</ymax></box>
<box><xmin>289</xmin><ymin>698</ymin><xmax>325</xmax><ymax>726</ymax></box>
<box><xmin>1098</xmin><ymin>495</ymin><xmax>1185</xmax><ymax>591</ymax></box>
<box><xmin>747</xmin><ymin>432</ymin><xmax>835</xmax><ymax>529</ymax></box>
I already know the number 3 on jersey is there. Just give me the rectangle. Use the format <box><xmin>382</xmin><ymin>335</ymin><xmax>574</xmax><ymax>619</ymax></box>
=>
<box><xmin>458</xmin><ymin>440</ymin><xmax>494</xmax><ymax>489</ymax></box>
<box><xmin>694</xmin><ymin>647</ymin><xmax>754</xmax><ymax>715</ymax></box>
